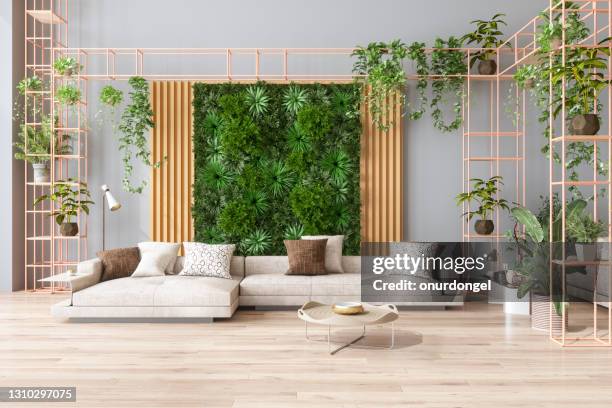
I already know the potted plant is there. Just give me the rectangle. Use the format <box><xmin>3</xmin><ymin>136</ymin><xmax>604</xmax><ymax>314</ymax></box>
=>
<box><xmin>56</xmin><ymin>85</ymin><xmax>81</xmax><ymax>106</ymax></box>
<box><xmin>507</xmin><ymin>205</ymin><xmax>584</xmax><ymax>333</ymax></box>
<box><xmin>352</xmin><ymin>40</ymin><xmax>408</xmax><ymax>131</ymax></box>
<box><xmin>460</xmin><ymin>13</ymin><xmax>509</xmax><ymax>75</ymax></box>
<box><xmin>567</xmin><ymin>205</ymin><xmax>606</xmax><ymax>261</ymax></box>
<box><xmin>17</xmin><ymin>75</ymin><xmax>43</xmax><ymax>95</ymax></box>
<box><xmin>33</xmin><ymin>178</ymin><xmax>94</xmax><ymax>236</ymax></box>
<box><xmin>536</xmin><ymin>2</ymin><xmax>589</xmax><ymax>53</ymax></box>
<box><xmin>13</xmin><ymin>115</ymin><xmax>72</xmax><ymax>183</ymax></box>
<box><xmin>514</xmin><ymin>65</ymin><xmax>539</xmax><ymax>89</ymax></box>
<box><xmin>553</xmin><ymin>44</ymin><xmax>611</xmax><ymax>135</ymax></box>
<box><xmin>53</xmin><ymin>56</ymin><xmax>82</xmax><ymax>77</ymax></box>
<box><xmin>455</xmin><ymin>176</ymin><xmax>509</xmax><ymax>235</ymax></box>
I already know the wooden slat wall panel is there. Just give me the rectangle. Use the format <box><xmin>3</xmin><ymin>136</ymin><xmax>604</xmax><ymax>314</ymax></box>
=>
<box><xmin>360</xmin><ymin>88</ymin><xmax>404</xmax><ymax>242</ymax></box>
<box><xmin>151</xmin><ymin>81</ymin><xmax>194</xmax><ymax>246</ymax></box>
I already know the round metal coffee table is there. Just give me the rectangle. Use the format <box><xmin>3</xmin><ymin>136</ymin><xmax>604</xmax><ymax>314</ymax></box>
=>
<box><xmin>297</xmin><ymin>301</ymin><xmax>399</xmax><ymax>355</ymax></box>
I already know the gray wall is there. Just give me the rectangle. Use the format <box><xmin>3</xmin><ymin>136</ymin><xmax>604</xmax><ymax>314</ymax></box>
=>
<box><xmin>1</xmin><ymin>0</ymin><xmax>25</xmax><ymax>291</ymax></box>
<box><xmin>3</xmin><ymin>0</ymin><xmax>552</xmax><ymax>288</ymax></box>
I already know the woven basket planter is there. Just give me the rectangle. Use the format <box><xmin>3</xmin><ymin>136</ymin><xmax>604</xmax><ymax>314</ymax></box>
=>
<box><xmin>531</xmin><ymin>294</ymin><xmax>568</xmax><ymax>335</ymax></box>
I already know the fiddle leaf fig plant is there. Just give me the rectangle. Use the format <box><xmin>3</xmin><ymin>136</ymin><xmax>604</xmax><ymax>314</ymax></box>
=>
<box><xmin>118</xmin><ymin>76</ymin><xmax>164</xmax><ymax>194</ymax></box>
<box><xmin>352</xmin><ymin>40</ymin><xmax>408</xmax><ymax>131</ymax></box>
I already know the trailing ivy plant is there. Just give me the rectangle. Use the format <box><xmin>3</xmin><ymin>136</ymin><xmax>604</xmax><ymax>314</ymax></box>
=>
<box><xmin>99</xmin><ymin>85</ymin><xmax>123</xmax><ymax>109</ymax></box>
<box><xmin>118</xmin><ymin>76</ymin><xmax>163</xmax><ymax>194</ymax></box>
<box><xmin>352</xmin><ymin>40</ymin><xmax>408</xmax><ymax>131</ymax></box>
<box><xmin>17</xmin><ymin>75</ymin><xmax>43</xmax><ymax>95</ymax></box>
<box><xmin>407</xmin><ymin>42</ymin><xmax>429</xmax><ymax>120</ymax></box>
<box><xmin>53</xmin><ymin>56</ymin><xmax>82</xmax><ymax>76</ymax></box>
<box><xmin>429</xmin><ymin>36</ymin><xmax>467</xmax><ymax>133</ymax></box>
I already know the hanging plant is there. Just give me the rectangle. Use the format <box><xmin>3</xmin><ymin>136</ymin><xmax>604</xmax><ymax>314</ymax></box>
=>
<box><xmin>17</xmin><ymin>75</ymin><xmax>43</xmax><ymax>95</ymax></box>
<box><xmin>118</xmin><ymin>76</ymin><xmax>163</xmax><ymax>194</ymax></box>
<box><xmin>430</xmin><ymin>36</ymin><xmax>467</xmax><ymax>133</ymax></box>
<box><xmin>56</xmin><ymin>85</ymin><xmax>81</xmax><ymax>105</ymax></box>
<box><xmin>407</xmin><ymin>42</ymin><xmax>429</xmax><ymax>120</ymax></box>
<box><xmin>99</xmin><ymin>85</ymin><xmax>123</xmax><ymax>108</ymax></box>
<box><xmin>53</xmin><ymin>56</ymin><xmax>82</xmax><ymax>77</ymax></box>
<box><xmin>352</xmin><ymin>40</ymin><xmax>407</xmax><ymax>131</ymax></box>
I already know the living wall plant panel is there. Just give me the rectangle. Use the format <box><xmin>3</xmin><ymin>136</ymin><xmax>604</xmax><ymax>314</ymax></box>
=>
<box><xmin>193</xmin><ymin>82</ymin><xmax>361</xmax><ymax>255</ymax></box>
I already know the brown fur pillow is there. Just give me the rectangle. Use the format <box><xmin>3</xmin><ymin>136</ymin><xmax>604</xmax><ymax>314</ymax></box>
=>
<box><xmin>284</xmin><ymin>239</ymin><xmax>328</xmax><ymax>276</ymax></box>
<box><xmin>96</xmin><ymin>247</ymin><xmax>141</xmax><ymax>281</ymax></box>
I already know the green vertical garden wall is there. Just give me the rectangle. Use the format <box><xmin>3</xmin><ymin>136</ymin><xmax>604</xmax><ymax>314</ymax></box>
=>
<box><xmin>192</xmin><ymin>82</ymin><xmax>362</xmax><ymax>255</ymax></box>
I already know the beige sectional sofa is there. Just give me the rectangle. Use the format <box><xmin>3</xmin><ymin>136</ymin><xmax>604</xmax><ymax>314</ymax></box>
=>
<box><xmin>52</xmin><ymin>255</ymin><xmax>361</xmax><ymax>320</ymax></box>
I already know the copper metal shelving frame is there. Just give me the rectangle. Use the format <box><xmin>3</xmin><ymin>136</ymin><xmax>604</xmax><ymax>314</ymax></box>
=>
<box><xmin>20</xmin><ymin>0</ymin><xmax>611</xmax><ymax>346</ymax></box>
<box><xmin>546</xmin><ymin>0</ymin><xmax>612</xmax><ymax>347</ymax></box>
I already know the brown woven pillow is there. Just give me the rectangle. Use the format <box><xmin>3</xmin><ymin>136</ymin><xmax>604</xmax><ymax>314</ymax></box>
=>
<box><xmin>96</xmin><ymin>247</ymin><xmax>141</xmax><ymax>281</ymax></box>
<box><xmin>284</xmin><ymin>239</ymin><xmax>328</xmax><ymax>276</ymax></box>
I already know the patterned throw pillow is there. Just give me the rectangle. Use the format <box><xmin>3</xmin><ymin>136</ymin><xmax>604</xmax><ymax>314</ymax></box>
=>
<box><xmin>179</xmin><ymin>242</ymin><xmax>235</xmax><ymax>279</ymax></box>
<box><xmin>284</xmin><ymin>239</ymin><xmax>328</xmax><ymax>276</ymax></box>
<box><xmin>96</xmin><ymin>247</ymin><xmax>141</xmax><ymax>282</ymax></box>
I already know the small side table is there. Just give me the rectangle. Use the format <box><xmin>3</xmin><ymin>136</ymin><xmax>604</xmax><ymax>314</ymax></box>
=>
<box><xmin>38</xmin><ymin>271</ymin><xmax>87</xmax><ymax>292</ymax></box>
<box><xmin>297</xmin><ymin>301</ymin><xmax>399</xmax><ymax>355</ymax></box>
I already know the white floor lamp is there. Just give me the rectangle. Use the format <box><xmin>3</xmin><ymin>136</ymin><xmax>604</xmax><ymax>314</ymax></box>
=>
<box><xmin>101</xmin><ymin>184</ymin><xmax>121</xmax><ymax>251</ymax></box>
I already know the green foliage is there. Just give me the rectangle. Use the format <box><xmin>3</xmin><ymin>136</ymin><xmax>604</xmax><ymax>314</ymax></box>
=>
<box><xmin>289</xmin><ymin>183</ymin><xmax>336</xmax><ymax>235</ymax></box>
<box><xmin>513</xmin><ymin>65</ymin><xmax>539</xmax><ymax>89</ymax></box>
<box><xmin>322</xmin><ymin>149</ymin><xmax>351</xmax><ymax>184</ymax></box>
<box><xmin>99</xmin><ymin>85</ymin><xmax>123</xmax><ymax>107</ymax></box>
<box><xmin>283</xmin><ymin>85</ymin><xmax>309</xmax><ymax>115</ymax></box>
<box><xmin>118</xmin><ymin>76</ymin><xmax>163</xmax><ymax>194</ymax></box>
<box><xmin>218</xmin><ymin>93</ymin><xmax>262</xmax><ymax>161</ymax></box>
<box><xmin>56</xmin><ymin>85</ymin><xmax>81</xmax><ymax>105</ymax></box>
<box><xmin>193</xmin><ymin>82</ymin><xmax>361</xmax><ymax>254</ymax></box>
<box><xmin>407</xmin><ymin>42</ymin><xmax>429</xmax><ymax>120</ymax></box>
<box><xmin>245</xmin><ymin>85</ymin><xmax>270</xmax><ymax>117</ymax></box>
<box><xmin>33</xmin><ymin>178</ymin><xmax>94</xmax><ymax>226</ymax></box>
<box><xmin>265</xmin><ymin>160</ymin><xmax>295</xmax><ymax>198</ymax></box>
<box><xmin>241</xmin><ymin>229</ymin><xmax>272</xmax><ymax>255</ymax></box>
<box><xmin>13</xmin><ymin>115</ymin><xmax>72</xmax><ymax>164</ymax></box>
<box><xmin>352</xmin><ymin>40</ymin><xmax>407</xmax><ymax>131</ymax></box>
<box><xmin>217</xmin><ymin>199</ymin><xmax>257</xmax><ymax>238</ymax></box>
<box><xmin>567</xmin><ymin>206</ymin><xmax>606</xmax><ymax>243</ymax></box>
<box><xmin>284</xmin><ymin>223</ymin><xmax>305</xmax><ymax>240</ymax></box>
<box><xmin>287</xmin><ymin>123</ymin><xmax>311</xmax><ymax>152</ymax></box>
<box><xmin>17</xmin><ymin>75</ymin><xmax>43</xmax><ymax>95</ymax></box>
<box><xmin>460</xmin><ymin>13</ymin><xmax>509</xmax><ymax>66</ymax></box>
<box><xmin>53</xmin><ymin>57</ymin><xmax>81</xmax><ymax>76</ymax></box>
<box><xmin>202</xmin><ymin>161</ymin><xmax>233</xmax><ymax>190</ymax></box>
<box><xmin>296</xmin><ymin>104</ymin><xmax>333</xmax><ymax>142</ymax></box>
<box><xmin>430</xmin><ymin>37</ymin><xmax>467</xmax><ymax>133</ymax></box>
<box><xmin>455</xmin><ymin>176</ymin><xmax>509</xmax><ymax>222</ymax></box>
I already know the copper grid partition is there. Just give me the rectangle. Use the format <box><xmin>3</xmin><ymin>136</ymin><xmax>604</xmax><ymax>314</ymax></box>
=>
<box><xmin>20</xmin><ymin>0</ymin><xmax>612</xmax><ymax>347</ymax></box>
<box><xmin>24</xmin><ymin>0</ymin><xmax>88</xmax><ymax>292</ymax></box>
<box><xmin>546</xmin><ymin>0</ymin><xmax>612</xmax><ymax>347</ymax></box>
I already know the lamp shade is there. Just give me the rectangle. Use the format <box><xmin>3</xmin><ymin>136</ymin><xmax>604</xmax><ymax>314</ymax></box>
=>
<box><xmin>101</xmin><ymin>184</ymin><xmax>121</xmax><ymax>211</ymax></box>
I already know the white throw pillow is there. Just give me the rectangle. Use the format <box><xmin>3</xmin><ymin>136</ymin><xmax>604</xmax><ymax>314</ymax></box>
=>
<box><xmin>302</xmin><ymin>235</ymin><xmax>344</xmax><ymax>273</ymax></box>
<box><xmin>138</xmin><ymin>241</ymin><xmax>181</xmax><ymax>274</ymax></box>
<box><xmin>131</xmin><ymin>252</ymin><xmax>173</xmax><ymax>277</ymax></box>
<box><xmin>179</xmin><ymin>242</ymin><xmax>235</xmax><ymax>279</ymax></box>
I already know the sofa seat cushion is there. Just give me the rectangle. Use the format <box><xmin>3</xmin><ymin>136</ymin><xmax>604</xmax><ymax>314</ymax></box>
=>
<box><xmin>72</xmin><ymin>275</ymin><xmax>240</xmax><ymax>307</ymax></box>
<box><xmin>240</xmin><ymin>274</ymin><xmax>311</xmax><ymax>296</ymax></box>
<box><xmin>154</xmin><ymin>275</ymin><xmax>240</xmax><ymax>306</ymax></box>
<box><xmin>310</xmin><ymin>273</ymin><xmax>360</xmax><ymax>296</ymax></box>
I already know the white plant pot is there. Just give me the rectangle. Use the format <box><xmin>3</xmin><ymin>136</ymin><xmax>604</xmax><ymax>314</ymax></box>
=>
<box><xmin>31</xmin><ymin>163</ymin><xmax>50</xmax><ymax>183</ymax></box>
<box><xmin>575</xmin><ymin>243</ymin><xmax>598</xmax><ymax>262</ymax></box>
<box><xmin>531</xmin><ymin>294</ymin><xmax>567</xmax><ymax>335</ymax></box>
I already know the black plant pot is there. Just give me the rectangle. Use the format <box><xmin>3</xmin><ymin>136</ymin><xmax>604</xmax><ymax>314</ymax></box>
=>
<box><xmin>60</xmin><ymin>222</ymin><xmax>79</xmax><ymax>237</ymax></box>
<box><xmin>478</xmin><ymin>59</ymin><xmax>497</xmax><ymax>75</ymax></box>
<box><xmin>570</xmin><ymin>114</ymin><xmax>600</xmax><ymax>136</ymax></box>
<box><xmin>474</xmin><ymin>220</ymin><xmax>494</xmax><ymax>235</ymax></box>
